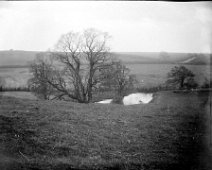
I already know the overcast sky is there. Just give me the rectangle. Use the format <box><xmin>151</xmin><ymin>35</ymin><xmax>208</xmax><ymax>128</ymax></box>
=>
<box><xmin>0</xmin><ymin>1</ymin><xmax>211</xmax><ymax>53</ymax></box>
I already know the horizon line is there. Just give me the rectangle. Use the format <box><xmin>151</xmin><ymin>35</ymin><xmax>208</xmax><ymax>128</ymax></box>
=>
<box><xmin>0</xmin><ymin>49</ymin><xmax>211</xmax><ymax>54</ymax></box>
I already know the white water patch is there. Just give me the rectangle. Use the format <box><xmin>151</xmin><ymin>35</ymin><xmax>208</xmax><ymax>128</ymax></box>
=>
<box><xmin>123</xmin><ymin>93</ymin><xmax>153</xmax><ymax>105</ymax></box>
<box><xmin>96</xmin><ymin>99</ymin><xmax>113</xmax><ymax>104</ymax></box>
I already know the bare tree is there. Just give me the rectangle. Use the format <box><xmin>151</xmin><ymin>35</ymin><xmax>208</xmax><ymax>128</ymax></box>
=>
<box><xmin>36</xmin><ymin>28</ymin><xmax>112</xmax><ymax>103</ymax></box>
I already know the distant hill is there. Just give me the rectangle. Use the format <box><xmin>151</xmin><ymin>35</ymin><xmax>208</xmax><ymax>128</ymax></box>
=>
<box><xmin>0</xmin><ymin>50</ymin><xmax>211</xmax><ymax>67</ymax></box>
<box><xmin>0</xmin><ymin>50</ymin><xmax>37</xmax><ymax>66</ymax></box>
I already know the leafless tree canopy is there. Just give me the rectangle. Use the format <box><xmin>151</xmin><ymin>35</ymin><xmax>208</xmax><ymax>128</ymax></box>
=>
<box><xmin>51</xmin><ymin>29</ymin><xmax>112</xmax><ymax>102</ymax></box>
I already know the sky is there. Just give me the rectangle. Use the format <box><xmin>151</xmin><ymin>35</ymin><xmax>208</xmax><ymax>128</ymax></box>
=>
<box><xmin>0</xmin><ymin>1</ymin><xmax>211</xmax><ymax>53</ymax></box>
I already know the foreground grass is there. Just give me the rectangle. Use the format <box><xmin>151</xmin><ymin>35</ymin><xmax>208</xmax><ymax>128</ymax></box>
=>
<box><xmin>0</xmin><ymin>91</ymin><xmax>210</xmax><ymax>170</ymax></box>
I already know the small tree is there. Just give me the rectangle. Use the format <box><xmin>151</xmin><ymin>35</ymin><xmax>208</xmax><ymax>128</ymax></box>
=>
<box><xmin>99</xmin><ymin>61</ymin><xmax>137</xmax><ymax>95</ymax></box>
<box><xmin>28</xmin><ymin>53</ymin><xmax>55</xmax><ymax>100</ymax></box>
<box><xmin>166</xmin><ymin>66</ymin><xmax>197</xmax><ymax>90</ymax></box>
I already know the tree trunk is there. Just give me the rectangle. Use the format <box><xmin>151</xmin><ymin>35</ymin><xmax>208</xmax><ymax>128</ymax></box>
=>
<box><xmin>87</xmin><ymin>62</ymin><xmax>95</xmax><ymax>103</ymax></box>
<box><xmin>180</xmin><ymin>78</ymin><xmax>185</xmax><ymax>89</ymax></box>
<box><xmin>87</xmin><ymin>78</ymin><xmax>93</xmax><ymax>103</ymax></box>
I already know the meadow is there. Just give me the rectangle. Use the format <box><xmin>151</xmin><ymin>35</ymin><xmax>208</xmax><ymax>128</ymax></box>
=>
<box><xmin>0</xmin><ymin>64</ymin><xmax>210</xmax><ymax>88</ymax></box>
<box><xmin>0</xmin><ymin>91</ymin><xmax>210</xmax><ymax>170</ymax></box>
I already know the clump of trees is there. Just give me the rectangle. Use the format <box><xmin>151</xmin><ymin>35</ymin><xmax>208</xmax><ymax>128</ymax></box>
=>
<box><xmin>28</xmin><ymin>28</ymin><xmax>136</xmax><ymax>103</ymax></box>
<box><xmin>166</xmin><ymin>65</ymin><xmax>198</xmax><ymax>90</ymax></box>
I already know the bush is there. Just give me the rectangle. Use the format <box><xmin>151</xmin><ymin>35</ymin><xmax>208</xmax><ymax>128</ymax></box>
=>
<box><xmin>201</xmin><ymin>78</ymin><xmax>211</xmax><ymax>89</ymax></box>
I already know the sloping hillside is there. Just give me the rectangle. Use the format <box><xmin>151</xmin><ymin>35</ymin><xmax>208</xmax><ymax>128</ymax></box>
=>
<box><xmin>0</xmin><ymin>50</ymin><xmax>211</xmax><ymax>67</ymax></box>
<box><xmin>180</xmin><ymin>53</ymin><xmax>211</xmax><ymax>65</ymax></box>
<box><xmin>113</xmin><ymin>52</ymin><xmax>211</xmax><ymax>65</ymax></box>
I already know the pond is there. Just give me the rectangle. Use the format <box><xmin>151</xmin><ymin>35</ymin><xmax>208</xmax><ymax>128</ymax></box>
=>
<box><xmin>96</xmin><ymin>93</ymin><xmax>153</xmax><ymax>105</ymax></box>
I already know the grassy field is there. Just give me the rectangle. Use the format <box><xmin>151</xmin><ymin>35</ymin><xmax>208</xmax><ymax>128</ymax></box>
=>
<box><xmin>0</xmin><ymin>67</ymin><xmax>31</xmax><ymax>88</ymax></box>
<box><xmin>126</xmin><ymin>64</ymin><xmax>210</xmax><ymax>87</ymax></box>
<box><xmin>0</xmin><ymin>64</ymin><xmax>210</xmax><ymax>88</ymax></box>
<box><xmin>0</xmin><ymin>91</ymin><xmax>211</xmax><ymax>170</ymax></box>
